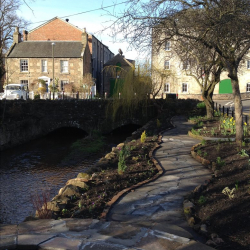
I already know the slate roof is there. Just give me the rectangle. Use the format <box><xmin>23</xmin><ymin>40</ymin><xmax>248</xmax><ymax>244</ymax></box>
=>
<box><xmin>7</xmin><ymin>41</ymin><xmax>84</xmax><ymax>58</ymax></box>
<box><xmin>104</xmin><ymin>54</ymin><xmax>135</xmax><ymax>67</ymax></box>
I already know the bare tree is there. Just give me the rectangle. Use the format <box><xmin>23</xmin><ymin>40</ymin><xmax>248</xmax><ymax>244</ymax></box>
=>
<box><xmin>0</xmin><ymin>0</ymin><xmax>29</xmax><ymax>81</ymax></box>
<box><xmin>109</xmin><ymin>0</ymin><xmax>250</xmax><ymax>142</ymax></box>
<box><xmin>175</xmin><ymin>38</ymin><xmax>224</xmax><ymax>118</ymax></box>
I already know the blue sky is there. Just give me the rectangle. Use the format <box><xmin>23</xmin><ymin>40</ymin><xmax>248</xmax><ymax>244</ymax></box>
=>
<box><xmin>19</xmin><ymin>0</ymin><xmax>139</xmax><ymax>60</ymax></box>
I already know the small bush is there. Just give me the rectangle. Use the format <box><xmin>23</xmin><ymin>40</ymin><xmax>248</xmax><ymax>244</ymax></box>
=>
<box><xmin>156</xmin><ymin>119</ymin><xmax>161</xmax><ymax>128</ymax></box>
<box><xmin>216</xmin><ymin>157</ymin><xmax>225</xmax><ymax>168</ymax></box>
<box><xmin>198</xmin><ymin>195</ymin><xmax>207</xmax><ymax>205</ymax></box>
<box><xmin>141</xmin><ymin>130</ymin><xmax>147</xmax><ymax>143</ymax></box>
<box><xmin>197</xmin><ymin>102</ymin><xmax>206</xmax><ymax>109</ymax></box>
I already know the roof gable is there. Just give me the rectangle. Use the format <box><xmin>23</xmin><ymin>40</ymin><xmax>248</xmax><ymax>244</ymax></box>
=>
<box><xmin>27</xmin><ymin>17</ymin><xmax>83</xmax><ymax>41</ymax></box>
<box><xmin>104</xmin><ymin>54</ymin><xmax>134</xmax><ymax>67</ymax></box>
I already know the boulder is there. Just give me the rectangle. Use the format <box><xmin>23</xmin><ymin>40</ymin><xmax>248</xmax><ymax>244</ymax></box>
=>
<box><xmin>77</xmin><ymin>173</ymin><xmax>91</xmax><ymax>179</ymax></box>
<box><xmin>59</xmin><ymin>185</ymin><xmax>81</xmax><ymax>197</ymax></box>
<box><xmin>66</xmin><ymin>179</ymin><xmax>89</xmax><ymax>190</ymax></box>
<box><xmin>104</xmin><ymin>152</ymin><xmax>116</xmax><ymax>160</ymax></box>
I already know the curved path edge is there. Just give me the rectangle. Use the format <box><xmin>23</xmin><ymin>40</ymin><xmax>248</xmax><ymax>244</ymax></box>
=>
<box><xmin>0</xmin><ymin>116</ymin><xmax>216</xmax><ymax>250</ymax></box>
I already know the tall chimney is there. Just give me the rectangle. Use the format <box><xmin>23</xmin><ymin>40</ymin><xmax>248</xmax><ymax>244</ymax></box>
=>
<box><xmin>23</xmin><ymin>30</ymin><xmax>28</xmax><ymax>41</ymax></box>
<box><xmin>13</xmin><ymin>27</ymin><xmax>21</xmax><ymax>43</ymax></box>
<box><xmin>82</xmin><ymin>28</ymin><xmax>87</xmax><ymax>46</ymax></box>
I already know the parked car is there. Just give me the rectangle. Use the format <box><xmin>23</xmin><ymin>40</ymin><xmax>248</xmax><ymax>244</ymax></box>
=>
<box><xmin>1</xmin><ymin>84</ymin><xmax>29</xmax><ymax>100</ymax></box>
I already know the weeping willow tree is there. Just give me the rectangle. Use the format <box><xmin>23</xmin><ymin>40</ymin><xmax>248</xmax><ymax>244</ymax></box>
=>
<box><xmin>105</xmin><ymin>62</ymin><xmax>152</xmax><ymax>121</ymax></box>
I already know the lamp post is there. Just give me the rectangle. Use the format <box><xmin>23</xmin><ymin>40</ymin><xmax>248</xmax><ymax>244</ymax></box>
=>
<box><xmin>52</xmin><ymin>42</ymin><xmax>55</xmax><ymax>100</ymax></box>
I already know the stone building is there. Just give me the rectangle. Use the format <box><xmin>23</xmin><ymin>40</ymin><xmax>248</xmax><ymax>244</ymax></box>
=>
<box><xmin>5</xmin><ymin>17</ymin><xmax>114</xmax><ymax>96</ymax></box>
<box><xmin>152</xmin><ymin>39</ymin><xmax>250</xmax><ymax>100</ymax></box>
<box><xmin>103</xmin><ymin>52</ymin><xmax>135</xmax><ymax>97</ymax></box>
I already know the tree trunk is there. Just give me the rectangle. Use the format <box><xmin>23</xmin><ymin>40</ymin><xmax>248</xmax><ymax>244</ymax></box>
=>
<box><xmin>230</xmin><ymin>69</ymin><xmax>243</xmax><ymax>143</ymax></box>
<box><xmin>202</xmin><ymin>86</ymin><xmax>215</xmax><ymax>119</ymax></box>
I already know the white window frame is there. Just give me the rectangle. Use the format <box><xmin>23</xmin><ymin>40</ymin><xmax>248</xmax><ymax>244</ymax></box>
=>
<box><xmin>61</xmin><ymin>80</ymin><xmax>69</xmax><ymax>91</ymax></box>
<box><xmin>165</xmin><ymin>41</ymin><xmax>171</xmax><ymax>51</ymax></box>
<box><xmin>247</xmin><ymin>60</ymin><xmax>250</xmax><ymax>69</ymax></box>
<box><xmin>164</xmin><ymin>60</ymin><xmax>170</xmax><ymax>70</ymax></box>
<box><xmin>20</xmin><ymin>80</ymin><xmax>28</xmax><ymax>84</ymax></box>
<box><xmin>182</xmin><ymin>83</ymin><xmax>188</xmax><ymax>93</ymax></box>
<box><xmin>246</xmin><ymin>83</ymin><xmax>250</xmax><ymax>92</ymax></box>
<box><xmin>60</xmin><ymin>60</ymin><xmax>69</xmax><ymax>73</ymax></box>
<box><xmin>20</xmin><ymin>59</ymin><xmax>28</xmax><ymax>72</ymax></box>
<box><xmin>41</xmin><ymin>60</ymin><xmax>47</xmax><ymax>72</ymax></box>
<box><xmin>164</xmin><ymin>83</ymin><xmax>170</xmax><ymax>93</ymax></box>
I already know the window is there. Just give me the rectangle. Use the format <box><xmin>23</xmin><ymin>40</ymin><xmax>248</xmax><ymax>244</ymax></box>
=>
<box><xmin>41</xmin><ymin>60</ymin><xmax>47</xmax><ymax>72</ymax></box>
<box><xmin>183</xmin><ymin>60</ymin><xmax>190</xmax><ymax>70</ymax></box>
<box><xmin>21</xmin><ymin>80</ymin><xmax>28</xmax><ymax>84</ymax></box>
<box><xmin>165</xmin><ymin>41</ymin><xmax>170</xmax><ymax>51</ymax></box>
<box><xmin>60</xmin><ymin>60</ymin><xmax>68</xmax><ymax>73</ymax></box>
<box><xmin>164</xmin><ymin>60</ymin><xmax>170</xmax><ymax>70</ymax></box>
<box><xmin>164</xmin><ymin>83</ymin><xmax>170</xmax><ymax>93</ymax></box>
<box><xmin>247</xmin><ymin>60</ymin><xmax>250</xmax><ymax>69</ymax></box>
<box><xmin>247</xmin><ymin>83</ymin><xmax>250</xmax><ymax>92</ymax></box>
<box><xmin>182</xmin><ymin>83</ymin><xmax>188</xmax><ymax>93</ymax></box>
<box><xmin>20</xmin><ymin>59</ymin><xmax>28</xmax><ymax>72</ymax></box>
<box><xmin>61</xmin><ymin>80</ymin><xmax>69</xmax><ymax>91</ymax></box>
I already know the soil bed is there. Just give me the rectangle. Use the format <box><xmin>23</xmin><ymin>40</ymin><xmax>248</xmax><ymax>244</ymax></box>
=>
<box><xmin>38</xmin><ymin>117</ymin><xmax>173</xmax><ymax>221</ymax></box>
<box><xmin>192</xmin><ymin>119</ymin><xmax>250</xmax><ymax>250</ymax></box>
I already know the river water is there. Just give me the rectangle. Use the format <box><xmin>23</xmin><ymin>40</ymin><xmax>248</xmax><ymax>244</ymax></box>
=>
<box><xmin>0</xmin><ymin>125</ymin><xmax>139</xmax><ymax>224</ymax></box>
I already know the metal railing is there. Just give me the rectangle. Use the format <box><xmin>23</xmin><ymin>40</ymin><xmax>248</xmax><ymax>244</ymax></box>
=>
<box><xmin>214</xmin><ymin>102</ymin><xmax>249</xmax><ymax>125</ymax></box>
<box><xmin>29</xmin><ymin>91</ymin><xmax>95</xmax><ymax>100</ymax></box>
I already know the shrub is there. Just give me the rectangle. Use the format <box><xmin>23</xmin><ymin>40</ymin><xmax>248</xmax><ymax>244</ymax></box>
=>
<box><xmin>141</xmin><ymin>130</ymin><xmax>147</xmax><ymax>143</ymax></box>
<box><xmin>156</xmin><ymin>119</ymin><xmax>161</xmax><ymax>128</ymax></box>
<box><xmin>117</xmin><ymin>145</ymin><xmax>130</xmax><ymax>174</ymax></box>
<box><xmin>31</xmin><ymin>186</ymin><xmax>52</xmax><ymax>219</ymax></box>
<box><xmin>216</xmin><ymin>157</ymin><xmax>225</xmax><ymax>168</ymax></box>
<box><xmin>198</xmin><ymin>195</ymin><xmax>207</xmax><ymax>205</ymax></box>
<box><xmin>197</xmin><ymin>102</ymin><xmax>206</xmax><ymax>109</ymax></box>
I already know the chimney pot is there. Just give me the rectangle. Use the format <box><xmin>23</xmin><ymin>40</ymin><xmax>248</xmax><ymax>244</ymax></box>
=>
<box><xmin>66</xmin><ymin>18</ymin><xmax>69</xmax><ymax>22</ymax></box>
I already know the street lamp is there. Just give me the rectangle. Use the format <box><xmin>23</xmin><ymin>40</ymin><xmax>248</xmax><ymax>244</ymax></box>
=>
<box><xmin>51</xmin><ymin>42</ymin><xmax>55</xmax><ymax>100</ymax></box>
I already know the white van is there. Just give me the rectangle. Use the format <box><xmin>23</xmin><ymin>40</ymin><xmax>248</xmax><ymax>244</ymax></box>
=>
<box><xmin>1</xmin><ymin>84</ymin><xmax>29</xmax><ymax>100</ymax></box>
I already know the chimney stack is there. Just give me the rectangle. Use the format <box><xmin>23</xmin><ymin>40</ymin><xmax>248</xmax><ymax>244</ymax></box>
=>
<box><xmin>82</xmin><ymin>28</ymin><xmax>87</xmax><ymax>46</ymax></box>
<box><xmin>23</xmin><ymin>30</ymin><xmax>28</xmax><ymax>41</ymax></box>
<box><xmin>13</xmin><ymin>27</ymin><xmax>21</xmax><ymax>43</ymax></box>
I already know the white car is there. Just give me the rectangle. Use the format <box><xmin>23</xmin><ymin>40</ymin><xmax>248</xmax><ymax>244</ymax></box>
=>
<box><xmin>1</xmin><ymin>84</ymin><xmax>29</xmax><ymax>100</ymax></box>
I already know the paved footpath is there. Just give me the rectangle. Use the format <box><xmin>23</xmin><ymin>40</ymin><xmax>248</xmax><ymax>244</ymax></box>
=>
<box><xmin>0</xmin><ymin>116</ymin><xmax>215</xmax><ymax>250</ymax></box>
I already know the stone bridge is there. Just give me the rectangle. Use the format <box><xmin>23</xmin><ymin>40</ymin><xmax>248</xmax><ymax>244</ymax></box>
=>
<box><xmin>0</xmin><ymin>99</ymin><xmax>158</xmax><ymax>151</ymax></box>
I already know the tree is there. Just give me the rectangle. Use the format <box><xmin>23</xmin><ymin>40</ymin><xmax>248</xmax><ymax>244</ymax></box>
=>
<box><xmin>175</xmin><ymin>38</ymin><xmax>224</xmax><ymax>118</ymax></box>
<box><xmin>0</xmin><ymin>0</ymin><xmax>29</xmax><ymax>84</ymax></box>
<box><xmin>109</xmin><ymin>0</ymin><xmax>250</xmax><ymax>142</ymax></box>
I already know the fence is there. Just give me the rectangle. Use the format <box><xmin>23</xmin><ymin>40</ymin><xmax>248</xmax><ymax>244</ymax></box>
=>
<box><xmin>29</xmin><ymin>91</ymin><xmax>95</xmax><ymax>100</ymax></box>
<box><xmin>214</xmin><ymin>102</ymin><xmax>249</xmax><ymax>125</ymax></box>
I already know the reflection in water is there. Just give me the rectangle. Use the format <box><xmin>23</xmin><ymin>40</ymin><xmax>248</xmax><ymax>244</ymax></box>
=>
<box><xmin>0</xmin><ymin>125</ymin><xmax>140</xmax><ymax>224</ymax></box>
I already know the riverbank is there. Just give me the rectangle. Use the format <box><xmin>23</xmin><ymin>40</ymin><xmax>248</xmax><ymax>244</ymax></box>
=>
<box><xmin>33</xmin><ymin>116</ymin><xmax>173</xmax><ymax>221</ymax></box>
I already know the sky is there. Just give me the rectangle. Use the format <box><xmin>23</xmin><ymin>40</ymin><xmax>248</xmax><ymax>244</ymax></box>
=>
<box><xmin>18</xmin><ymin>0</ymin><xmax>140</xmax><ymax>60</ymax></box>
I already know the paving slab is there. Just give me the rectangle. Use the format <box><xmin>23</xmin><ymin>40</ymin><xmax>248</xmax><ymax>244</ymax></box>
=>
<box><xmin>18</xmin><ymin>234</ymin><xmax>56</xmax><ymax>249</ymax></box>
<box><xmin>39</xmin><ymin>236</ymin><xmax>82</xmax><ymax>250</ymax></box>
<box><xmin>0</xmin><ymin>235</ymin><xmax>17</xmax><ymax>250</ymax></box>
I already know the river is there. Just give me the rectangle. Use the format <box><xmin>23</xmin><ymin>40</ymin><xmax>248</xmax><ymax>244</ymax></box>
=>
<box><xmin>0</xmin><ymin>125</ymin><xmax>140</xmax><ymax>224</ymax></box>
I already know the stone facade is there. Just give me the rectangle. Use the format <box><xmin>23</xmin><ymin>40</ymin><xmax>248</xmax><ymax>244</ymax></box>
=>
<box><xmin>5</xmin><ymin>57</ymin><xmax>89</xmax><ymax>90</ymax></box>
<box><xmin>152</xmin><ymin>38</ymin><xmax>250</xmax><ymax>99</ymax></box>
